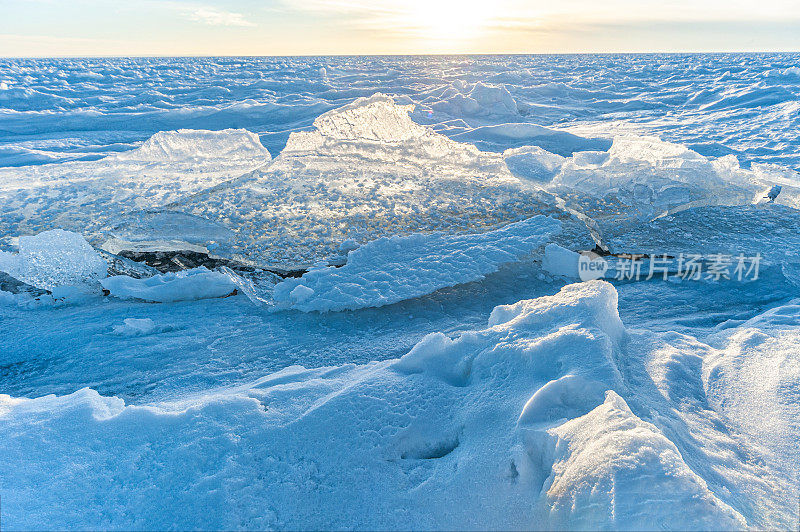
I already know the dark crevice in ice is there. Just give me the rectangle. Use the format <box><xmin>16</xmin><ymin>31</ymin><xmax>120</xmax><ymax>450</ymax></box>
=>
<box><xmin>114</xmin><ymin>249</ymin><xmax>308</xmax><ymax>279</ymax></box>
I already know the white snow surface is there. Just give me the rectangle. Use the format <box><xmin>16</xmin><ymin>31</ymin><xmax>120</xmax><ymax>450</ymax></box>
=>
<box><xmin>273</xmin><ymin>215</ymin><xmax>560</xmax><ymax>312</ymax></box>
<box><xmin>2</xmin><ymin>282</ymin><xmax>795</xmax><ymax>529</ymax></box>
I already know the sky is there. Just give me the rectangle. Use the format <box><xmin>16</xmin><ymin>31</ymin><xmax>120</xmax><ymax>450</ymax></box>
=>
<box><xmin>1</xmin><ymin>0</ymin><xmax>799</xmax><ymax>56</ymax></box>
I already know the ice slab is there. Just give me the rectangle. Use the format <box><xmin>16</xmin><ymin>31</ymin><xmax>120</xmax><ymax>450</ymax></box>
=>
<box><xmin>0</xmin><ymin>129</ymin><xmax>271</xmax><ymax>247</ymax></box>
<box><xmin>112</xmin><ymin>128</ymin><xmax>269</xmax><ymax>162</ymax></box>
<box><xmin>174</xmin><ymin>94</ymin><xmax>592</xmax><ymax>267</ymax></box>
<box><xmin>100</xmin><ymin>267</ymin><xmax>237</xmax><ymax>303</ymax></box>
<box><xmin>272</xmin><ymin>215</ymin><xmax>560</xmax><ymax>312</ymax></box>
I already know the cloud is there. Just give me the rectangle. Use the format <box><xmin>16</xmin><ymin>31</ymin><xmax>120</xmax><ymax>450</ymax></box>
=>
<box><xmin>186</xmin><ymin>6</ymin><xmax>255</xmax><ymax>27</ymax></box>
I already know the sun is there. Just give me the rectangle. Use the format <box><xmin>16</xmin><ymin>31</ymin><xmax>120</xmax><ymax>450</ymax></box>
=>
<box><xmin>404</xmin><ymin>0</ymin><xmax>495</xmax><ymax>49</ymax></box>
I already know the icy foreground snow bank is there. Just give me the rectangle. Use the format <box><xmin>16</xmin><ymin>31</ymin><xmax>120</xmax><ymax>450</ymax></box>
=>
<box><xmin>273</xmin><ymin>216</ymin><xmax>560</xmax><ymax>312</ymax></box>
<box><xmin>0</xmin><ymin>229</ymin><xmax>107</xmax><ymax>291</ymax></box>
<box><xmin>3</xmin><ymin>281</ymin><xmax>795</xmax><ymax>530</ymax></box>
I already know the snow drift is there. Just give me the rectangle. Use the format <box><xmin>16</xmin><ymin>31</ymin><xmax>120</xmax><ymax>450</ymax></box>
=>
<box><xmin>3</xmin><ymin>281</ymin><xmax>792</xmax><ymax>529</ymax></box>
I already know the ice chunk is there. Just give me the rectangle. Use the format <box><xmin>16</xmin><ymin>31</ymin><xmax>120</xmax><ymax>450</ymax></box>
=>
<box><xmin>540</xmin><ymin>135</ymin><xmax>799</xmax><ymax>243</ymax></box>
<box><xmin>541</xmin><ymin>243</ymin><xmax>580</xmax><ymax>278</ymax></box>
<box><xmin>100</xmin><ymin>267</ymin><xmax>237</xmax><ymax>303</ymax></box>
<box><xmin>295</xmin><ymin>94</ymin><xmax>421</xmax><ymax>144</ymax></box>
<box><xmin>503</xmin><ymin>145</ymin><xmax>565</xmax><ymax>182</ymax></box>
<box><xmin>112</xmin><ymin>128</ymin><xmax>271</xmax><ymax>162</ymax></box>
<box><xmin>112</xmin><ymin>318</ymin><xmax>157</xmax><ymax>336</ymax></box>
<box><xmin>175</xmin><ymin>94</ymin><xmax>590</xmax><ymax>267</ymax></box>
<box><xmin>0</xmin><ymin>129</ymin><xmax>271</xmax><ymax>247</ymax></box>
<box><xmin>272</xmin><ymin>215</ymin><xmax>560</xmax><ymax>312</ymax></box>
<box><xmin>0</xmin><ymin>229</ymin><xmax>107</xmax><ymax>291</ymax></box>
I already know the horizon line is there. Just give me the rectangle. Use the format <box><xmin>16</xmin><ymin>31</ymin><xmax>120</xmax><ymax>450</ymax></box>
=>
<box><xmin>3</xmin><ymin>50</ymin><xmax>800</xmax><ymax>60</ymax></box>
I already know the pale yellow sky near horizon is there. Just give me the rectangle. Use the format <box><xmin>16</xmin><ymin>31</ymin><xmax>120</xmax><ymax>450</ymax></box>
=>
<box><xmin>1</xmin><ymin>0</ymin><xmax>799</xmax><ymax>56</ymax></box>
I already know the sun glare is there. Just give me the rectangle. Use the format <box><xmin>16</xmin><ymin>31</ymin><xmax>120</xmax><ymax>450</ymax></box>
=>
<box><xmin>404</xmin><ymin>0</ymin><xmax>496</xmax><ymax>49</ymax></box>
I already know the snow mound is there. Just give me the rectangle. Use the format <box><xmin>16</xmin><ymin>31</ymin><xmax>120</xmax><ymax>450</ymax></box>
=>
<box><xmin>101</xmin><ymin>267</ymin><xmax>237</xmax><ymax>303</ymax></box>
<box><xmin>272</xmin><ymin>215</ymin><xmax>561</xmax><ymax>312</ymax></box>
<box><xmin>705</xmin><ymin>302</ymin><xmax>800</xmax><ymax>482</ymax></box>
<box><xmin>542</xmin><ymin>390</ymin><xmax>745</xmax><ymax>530</ymax></box>
<box><xmin>1</xmin><ymin>281</ymin><xmax>774</xmax><ymax>529</ymax></box>
<box><xmin>0</xmin><ymin>229</ymin><xmax>107</xmax><ymax>291</ymax></box>
<box><xmin>113</xmin><ymin>128</ymin><xmax>271</xmax><ymax>162</ymax></box>
<box><xmin>418</xmin><ymin>81</ymin><xmax>525</xmax><ymax>123</ymax></box>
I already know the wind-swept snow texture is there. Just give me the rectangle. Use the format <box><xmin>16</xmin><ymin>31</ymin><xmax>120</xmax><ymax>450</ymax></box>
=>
<box><xmin>273</xmin><ymin>215</ymin><xmax>560</xmax><ymax>311</ymax></box>
<box><xmin>2</xmin><ymin>282</ymin><xmax>795</xmax><ymax>530</ymax></box>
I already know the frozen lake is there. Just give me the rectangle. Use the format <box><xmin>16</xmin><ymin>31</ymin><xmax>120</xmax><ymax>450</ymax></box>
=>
<box><xmin>1</xmin><ymin>54</ymin><xmax>799</xmax><ymax>530</ymax></box>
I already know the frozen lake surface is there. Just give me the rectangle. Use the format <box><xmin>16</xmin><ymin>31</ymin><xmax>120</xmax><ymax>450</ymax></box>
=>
<box><xmin>1</xmin><ymin>54</ymin><xmax>799</xmax><ymax>530</ymax></box>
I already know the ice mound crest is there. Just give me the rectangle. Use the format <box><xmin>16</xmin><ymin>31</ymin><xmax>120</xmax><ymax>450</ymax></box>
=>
<box><xmin>298</xmin><ymin>95</ymin><xmax>422</xmax><ymax>143</ymax></box>
<box><xmin>113</xmin><ymin>128</ymin><xmax>271</xmax><ymax>162</ymax></box>
<box><xmin>0</xmin><ymin>229</ymin><xmax>107</xmax><ymax>291</ymax></box>
<box><xmin>272</xmin><ymin>215</ymin><xmax>561</xmax><ymax>312</ymax></box>
<box><xmin>282</xmin><ymin>93</ymin><xmax>500</xmax><ymax>166</ymax></box>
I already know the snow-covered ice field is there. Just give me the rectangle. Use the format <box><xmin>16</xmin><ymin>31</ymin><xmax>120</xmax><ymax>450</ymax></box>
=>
<box><xmin>1</xmin><ymin>54</ymin><xmax>799</xmax><ymax>530</ymax></box>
